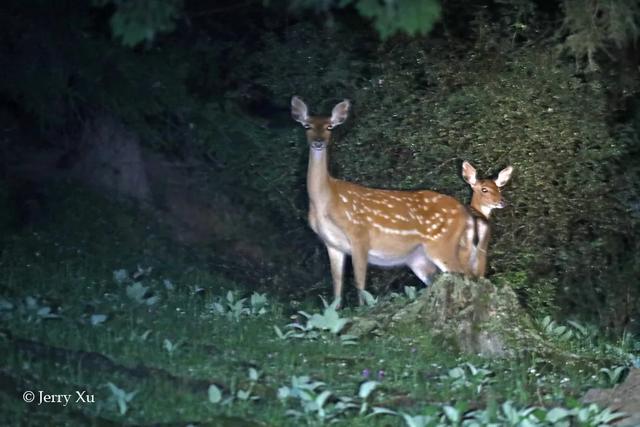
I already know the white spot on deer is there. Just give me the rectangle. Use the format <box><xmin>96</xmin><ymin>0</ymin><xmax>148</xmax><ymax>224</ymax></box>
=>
<box><xmin>370</xmin><ymin>222</ymin><xmax>429</xmax><ymax>238</ymax></box>
<box><xmin>339</xmin><ymin>194</ymin><xmax>349</xmax><ymax>203</ymax></box>
<box><xmin>447</xmin><ymin>217</ymin><xmax>453</xmax><ymax>225</ymax></box>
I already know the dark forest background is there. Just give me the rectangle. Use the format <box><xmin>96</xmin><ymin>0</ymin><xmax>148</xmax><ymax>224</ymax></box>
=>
<box><xmin>1</xmin><ymin>0</ymin><xmax>639</xmax><ymax>332</ymax></box>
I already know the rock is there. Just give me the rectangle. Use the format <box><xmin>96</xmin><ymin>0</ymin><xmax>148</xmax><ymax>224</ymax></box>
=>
<box><xmin>349</xmin><ymin>274</ymin><xmax>536</xmax><ymax>357</ymax></box>
<box><xmin>582</xmin><ymin>368</ymin><xmax>640</xmax><ymax>426</ymax></box>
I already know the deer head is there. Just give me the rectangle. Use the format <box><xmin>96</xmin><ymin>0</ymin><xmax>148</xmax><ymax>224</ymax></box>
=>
<box><xmin>462</xmin><ymin>161</ymin><xmax>513</xmax><ymax>219</ymax></box>
<box><xmin>291</xmin><ymin>96</ymin><xmax>350</xmax><ymax>151</ymax></box>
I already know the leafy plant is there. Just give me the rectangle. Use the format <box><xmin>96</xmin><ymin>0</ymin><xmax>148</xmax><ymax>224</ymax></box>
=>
<box><xmin>274</xmin><ymin>297</ymin><xmax>357</xmax><ymax>344</ymax></box>
<box><xmin>23</xmin><ymin>296</ymin><xmax>60</xmax><ymax>321</ymax></box>
<box><xmin>404</xmin><ymin>286</ymin><xmax>418</xmax><ymax>301</ymax></box>
<box><xmin>163</xmin><ymin>338</ymin><xmax>180</xmax><ymax>355</ymax></box>
<box><xmin>442</xmin><ymin>362</ymin><xmax>493</xmax><ymax>394</ymax></box>
<box><xmin>125</xmin><ymin>282</ymin><xmax>160</xmax><ymax>306</ymax></box>
<box><xmin>279</xmin><ymin>376</ymin><xmax>380</xmax><ymax>423</ymax></box>
<box><xmin>359</xmin><ymin>289</ymin><xmax>379</xmax><ymax>307</ymax></box>
<box><xmin>208</xmin><ymin>291</ymin><xmax>269</xmax><ymax>322</ymax></box>
<box><xmin>105</xmin><ymin>382</ymin><xmax>138</xmax><ymax>415</ymax></box>
<box><xmin>90</xmin><ymin>314</ymin><xmax>108</xmax><ymax>326</ymax></box>
<box><xmin>537</xmin><ymin>316</ymin><xmax>573</xmax><ymax>341</ymax></box>
<box><xmin>208</xmin><ymin>384</ymin><xmax>222</xmax><ymax>404</ymax></box>
<box><xmin>598</xmin><ymin>365</ymin><xmax>626</xmax><ymax>386</ymax></box>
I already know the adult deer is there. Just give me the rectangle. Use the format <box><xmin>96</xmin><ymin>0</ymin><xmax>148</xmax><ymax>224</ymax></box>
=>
<box><xmin>460</xmin><ymin>161</ymin><xmax>513</xmax><ymax>277</ymax></box>
<box><xmin>292</xmin><ymin>96</ymin><xmax>474</xmax><ymax>305</ymax></box>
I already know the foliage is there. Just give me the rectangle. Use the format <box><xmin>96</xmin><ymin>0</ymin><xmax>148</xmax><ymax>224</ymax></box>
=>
<box><xmin>106</xmin><ymin>383</ymin><xmax>138</xmax><ymax>415</ymax></box>
<box><xmin>93</xmin><ymin>0</ymin><xmax>184</xmax><ymax>47</ymax></box>
<box><xmin>1</xmin><ymin>183</ymin><xmax>639</xmax><ymax>425</ymax></box>
<box><xmin>559</xmin><ymin>0</ymin><xmax>640</xmax><ymax>71</ymax></box>
<box><xmin>332</xmin><ymin>43</ymin><xmax>635</xmax><ymax>320</ymax></box>
<box><xmin>350</xmin><ymin>0</ymin><xmax>441</xmax><ymax>39</ymax></box>
<box><xmin>207</xmin><ymin>290</ymin><xmax>269</xmax><ymax>321</ymax></box>
<box><xmin>278</xmin><ymin>375</ymin><xmax>379</xmax><ymax>423</ymax></box>
<box><xmin>372</xmin><ymin>400</ymin><xmax>627</xmax><ymax>427</ymax></box>
<box><xmin>275</xmin><ymin>297</ymin><xmax>358</xmax><ymax>344</ymax></box>
<box><xmin>1</xmin><ymin>0</ymin><xmax>639</xmax><ymax>330</ymax></box>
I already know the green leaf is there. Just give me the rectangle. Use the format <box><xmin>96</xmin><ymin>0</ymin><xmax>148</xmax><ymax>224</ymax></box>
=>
<box><xmin>369</xmin><ymin>407</ymin><xmax>398</xmax><ymax>416</ymax></box>
<box><xmin>113</xmin><ymin>269</ymin><xmax>128</xmax><ymax>284</ymax></box>
<box><xmin>315</xmin><ymin>390</ymin><xmax>332</xmax><ymax>408</ymax></box>
<box><xmin>443</xmin><ymin>405</ymin><xmax>460</xmax><ymax>422</ymax></box>
<box><xmin>249</xmin><ymin>367</ymin><xmax>259</xmax><ymax>382</ymax></box>
<box><xmin>208</xmin><ymin>384</ymin><xmax>222</xmax><ymax>404</ymax></box>
<box><xmin>359</xmin><ymin>289</ymin><xmax>378</xmax><ymax>306</ymax></box>
<box><xmin>546</xmin><ymin>407</ymin><xmax>571</xmax><ymax>423</ymax></box>
<box><xmin>90</xmin><ymin>314</ymin><xmax>108</xmax><ymax>325</ymax></box>
<box><xmin>126</xmin><ymin>282</ymin><xmax>148</xmax><ymax>303</ymax></box>
<box><xmin>358</xmin><ymin>381</ymin><xmax>379</xmax><ymax>399</ymax></box>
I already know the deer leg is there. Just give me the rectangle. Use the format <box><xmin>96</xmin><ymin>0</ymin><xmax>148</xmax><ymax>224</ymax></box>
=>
<box><xmin>408</xmin><ymin>252</ymin><xmax>438</xmax><ymax>285</ymax></box>
<box><xmin>474</xmin><ymin>221</ymin><xmax>490</xmax><ymax>277</ymax></box>
<box><xmin>458</xmin><ymin>218</ymin><xmax>477</xmax><ymax>277</ymax></box>
<box><xmin>326</xmin><ymin>246</ymin><xmax>346</xmax><ymax>305</ymax></box>
<box><xmin>350</xmin><ymin>243</ymin><xmax>369</xmax><ymax>305</ymax></box>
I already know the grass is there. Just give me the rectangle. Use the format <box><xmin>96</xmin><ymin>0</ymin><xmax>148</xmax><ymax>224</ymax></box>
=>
<box><xmin>0</xmin><ymin>183</ymin><xmax>638</xmax><ymax>426</ymax></box>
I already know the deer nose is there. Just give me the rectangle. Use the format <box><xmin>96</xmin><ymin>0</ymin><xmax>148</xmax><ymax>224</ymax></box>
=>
<box><xmin>311</xmin><ymin>139</ymin><xmax>326</xmax><ymax>150</ymax></box>
<box><xmin>497</xmin><ymin>200</ymin><xmax>507</xmax><ymax>208</ymax></box>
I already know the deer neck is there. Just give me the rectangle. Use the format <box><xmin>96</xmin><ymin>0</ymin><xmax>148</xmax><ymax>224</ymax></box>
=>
<box><xmin>470</xmin><ymin>196</ymin><xmax>492</xmax><ymax>220</ymax></box>
<box><xmin>307</xmin><ymin>147</ymin><xmax>333</xmax><ymax>209</ymax></box>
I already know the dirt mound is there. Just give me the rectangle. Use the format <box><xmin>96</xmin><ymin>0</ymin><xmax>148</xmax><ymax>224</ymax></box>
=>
<box><xmin>349</xmin><ymin>275</ymin><xmax>535</xmax><ymax>357</ymax></box>
<box><xmin>583</xmin><ymin>368</ymin><xmax>640</xmax><ymax>426</ymax></box>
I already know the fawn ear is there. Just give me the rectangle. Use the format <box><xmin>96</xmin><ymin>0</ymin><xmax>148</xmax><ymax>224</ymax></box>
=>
<box><xmin>291</xmin><ymin>96</ymin><xmax>309</xmax><ymax>125</ymax></box>
<box><xmin>330</xmin><ymin>100</ymin><xmax>350</xmax><ymax>127</ymax></box>
<box><xmin>495</xmin><ymin>166</ymin><xmax>513</xmax><ymax>187</ymax></box>
<box><xmin>462</xmin><ymin>161</ymin><xmax>477</xmax><ymax>185</ymax></box>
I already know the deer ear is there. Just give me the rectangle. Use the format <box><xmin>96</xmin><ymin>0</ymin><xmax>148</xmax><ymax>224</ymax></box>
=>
<box><xmin>495</xmin><ymin>166</ymin><xmax>513</xmax><ymax>187</ymax></box>
<box><xmin>291</xmin><ymin>96</ymin><xmax>309</xmax><ymax>125</ymax></box>
<box><xmin>462</xmin><ymin>161</ymin><xmax>477</xmax><ymax>185</ymax></box>
<box><xmin>330</xmin><ymin>100</ymin><xmax>350</xmax><ymax>127</ymax></box>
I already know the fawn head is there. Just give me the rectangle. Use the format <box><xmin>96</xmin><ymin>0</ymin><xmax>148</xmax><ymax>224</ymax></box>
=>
<box><xmin>291</xmin><ymin>96</ymin><xmax>350</xmax><ymax>151</ymax></box>
<box><xmin>462</xmin><ymin>161</ymin><xmax>513</xmax><ymax>218</ymax></box>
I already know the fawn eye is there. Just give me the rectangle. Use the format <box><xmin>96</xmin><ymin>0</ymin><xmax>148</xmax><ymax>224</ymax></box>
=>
<box><xmin>481</xmin><ymin>187</ymin><xmax>488</xmax><ymax>193</ymax></box>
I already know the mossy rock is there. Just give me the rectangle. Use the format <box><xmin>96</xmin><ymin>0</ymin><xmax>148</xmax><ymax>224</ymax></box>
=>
<box><xmin>349</xmin><ymin>274</ymin><xmax>539</xmax><ymax>357</ymax></box>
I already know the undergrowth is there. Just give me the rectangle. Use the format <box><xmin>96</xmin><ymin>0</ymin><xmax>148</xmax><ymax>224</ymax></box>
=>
<box><xmin>0</xmin><ymin>183</ymin><xmax>638</xmax><ymax>426</ymax></box>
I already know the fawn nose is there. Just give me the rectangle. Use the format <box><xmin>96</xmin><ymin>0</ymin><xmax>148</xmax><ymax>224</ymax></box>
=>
<box><xmin>497</xmin><ymin>199</ymin><xmax>507</xmax><ymax>208</ymax></box>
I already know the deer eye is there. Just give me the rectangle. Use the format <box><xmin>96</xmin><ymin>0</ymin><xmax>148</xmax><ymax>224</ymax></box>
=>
<box><xmin>481</xmin><ymin>187</ymin><xmax>488</xmax><ymax>193</ymax></box>
<box><xmin>326</xmin><ymin>125</ymin><xmax>334</xmax><ymax>130</ymax></box>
